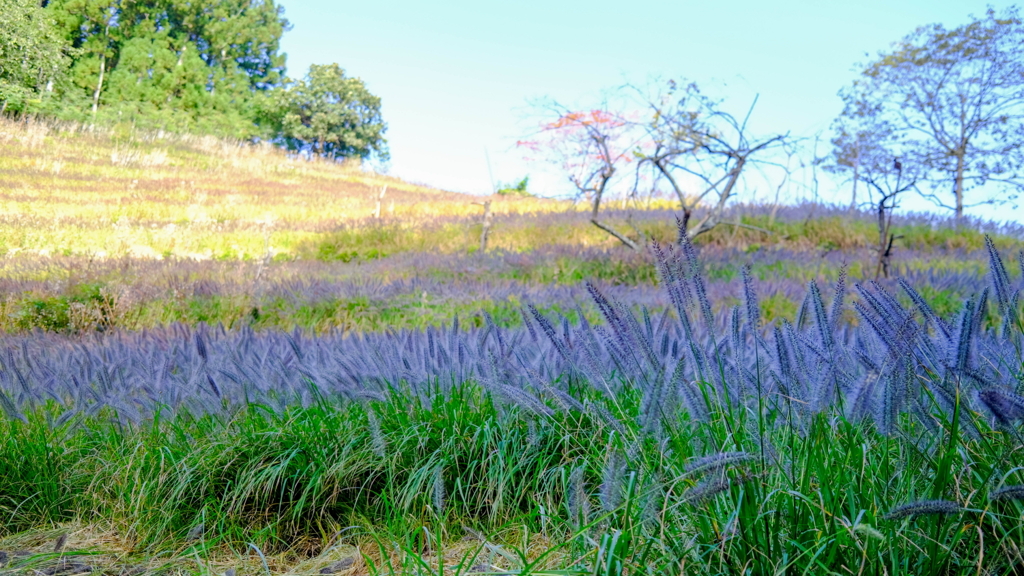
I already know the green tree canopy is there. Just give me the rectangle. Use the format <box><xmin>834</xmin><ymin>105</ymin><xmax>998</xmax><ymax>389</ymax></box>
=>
<box><xmin>45</xmin><ymin>0</ymin><xmax>288</xmax><ymax>137</ymax></box>
<box><xmin>1</xmin><ymin>2</ymin><xmax>389</xmax><ymax>161</ymax></box>
<box><xmin>0</xmin><ymin>0</ymin><xmax>74</xmax><ymax>114</ymax></box>
<box><xmin>276</xmin><ymin>63</ymin><xmax>388</xmax><ymax>161</ymax></box>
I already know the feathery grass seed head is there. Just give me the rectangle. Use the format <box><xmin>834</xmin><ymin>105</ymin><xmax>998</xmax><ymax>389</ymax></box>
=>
<box><xmin>989</xmin><ymin>485</ymin><xmax>1024</xmax><ymax>502</ymax></box>
<box><xmin>882</xmin><ymin>499</ymin><xmax>962</xmax><ymax>520</ymax></box>
<box><xmin>977</xmin><ymin>388</ymin><xmax>1024</xmax><ymax>425</ymax></box>
<box><xmin>432</xmin><ymin>466</ymin><xmax>446</xmax><ymax>516</ymax></box>
<box><xmin>685</xmin><ymin>451</ymin><xmax>755</xmax><ymax>476</ymax></box>
<box><xmin>366</xmin><ymin>409</ymin><xmax>386</xmax><ymax>458</ymax></box>
<box><xmin>986</xmin><ymin>235</ymin><xmax>1012</xmax><ymax>315</ymax></box>
<box><xmin>683</xmin><ymin>472</ymin><xmax>759</xmax><ymax>505</ymax></box>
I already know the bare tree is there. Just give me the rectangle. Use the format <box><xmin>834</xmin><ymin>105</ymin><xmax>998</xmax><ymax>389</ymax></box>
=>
<box><xmin>524</xmin><ymin>82</ymin><xmax>786</xmax><ymax>247</ymax></box>
<box><xmin>472</xmin><ymin>200</ymin><xmax>493</xmax><ymax>252</ymax></box>
<box><xmin>520</xmin><ymin>104</ymin><xmax>643</xmax><ymax>250</ymax></box>
<box><xmin>835</xmin><ymin>7</ymin><xmax>1024</xmax><ymax>222</ymax></box>
<box><xmin>633</xmin><ymin>80</ymin><xmax>787</xmax><ymax>238</ymax></box>
<box><xmin>826</xmin><ymin>90</ymin><xmax>893</xmax><ymax>212</ymax></box>
<box><xmin>827</xmin><ymin>85</ymin><xmax>919</xmax><ymax>277</ymax></box>
<box><xmin>864</xmin><ymin>160</ymin><xmax>916</xmax><ymax>279</ymax></box>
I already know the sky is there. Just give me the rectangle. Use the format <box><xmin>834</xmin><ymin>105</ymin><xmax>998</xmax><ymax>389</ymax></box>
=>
<box><xmin>278</xmin><ymin>0</ymin><xmax>1023</xmax><ymax>224</ymax></box>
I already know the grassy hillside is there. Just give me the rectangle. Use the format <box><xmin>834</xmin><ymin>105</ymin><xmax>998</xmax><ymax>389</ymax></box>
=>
<box><xmin>2</xmin><ymin>119</ymin><xmax>1024</xmax><ymax>576</ymax></box>
<box><xmin>0</xmin><ymin>118</ymin><xmax>573</xmax><ymax>260</ymax></box>
<box><xmin>1</xmin><ymin>117</ymin><xmax>1021</xmax><ymax>335</ymax></box>
<box><xmin>4</xmin><ymin>117</ymin><xmax>1019</xmax><ymax>262</ymax></box>
<box><xmin>0</xmin><ymin>137</ymin><xmax>1020</xmax><ymax>335</ymax></box>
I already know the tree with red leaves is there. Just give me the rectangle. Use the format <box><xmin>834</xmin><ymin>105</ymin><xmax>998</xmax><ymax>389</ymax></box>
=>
<box><xmin>520</xmin><ymin>104</ymin><xmax>643</xmax><ymax>249</ymax></box>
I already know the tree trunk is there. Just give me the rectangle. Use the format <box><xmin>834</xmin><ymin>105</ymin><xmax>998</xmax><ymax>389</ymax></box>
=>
<box><xmin>374</xmin><ymin>185</ymin><xmax>387</xmax><ymax>219</ymax></box>
<box><xmin>654</xmin><ymin>159</ymin><xmax>687</xmax><ymax>211</ymax></box>
<box><xmin>680</xmin><ymin>207</ymin><xmax>692</xmax><ymax>235</ymax></box>
<box><xmin>479</xmin><ymin>200</ymin><xmax>493</xmax><ymax>252</ymax></box>
<box><xmin>850</xmin><ymin>155</ymin><xmax>859</xmax><ymax>212</ymax></box>
<box><xmin>589</xmin><ymin>169</ymin><xmax>641</xmax><ymax>251</ymax></box>
<box><xmin>875</xmin><ymin>197</ymin><xmax>889</xmax><ymax>279</ymax></box>
<box><xmin>688</xmin><ymin>156</ymin><xmax>745</xmax><ymax>238</ymax></box>
<box><xmin>877</xmin><ymin>198</ymin><xmax>887</xmax><ymax>255</ymax></box>
<box><xmin>876</xmin><ymin>233</ymin><xmax>896</xmax><ymax>279</ymax></box>
<box><xmin>92</xmin><ymin>52</ymin><xmax>106</xmax><ymax>119</ymax></box>
<box><xmin>590</xmin><ymin>174</ymin><xmax>606</xmax><ymax>221</ymax></box>
<box><xmin>954</xmin><ymin>153</ymin><xmax>965</xmax><ymax>224</ymax></box>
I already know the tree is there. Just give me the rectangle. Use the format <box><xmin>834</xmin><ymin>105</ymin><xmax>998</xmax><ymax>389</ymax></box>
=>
<box><xmin>834</xmin><ymin>7</ymin><xmax>1024</xmax><ymax>221</ymax></box>
<box><xmin>0</xmin><ymin>0</ymin><xmax>73</xmax><ymax>114</ymax></box>
<box><xmin>865</xmin><ymin>159</ymin><xmax>916</xmax><ymax>279</ymax></box>
<box><xmin>827</xmin><ymin>86</ymin><xmax>896</xmax><ymax>211</ymax></box>
<box><xmin>523</xmin><ymin>81</ymin><xmax>787</xmax><ymax>250</ymax></box>
<box><xmin>828</xmin><ymin>92</ymin><xmax>920</xmax><ymax>277</ymax></box>
<box><xmin>47</xmin><ymin>0</ymin><xmax>128</xmax><ymax>120</ymax></box>
<box><xmin>520</xmin><ymin>104</ymin><xmax>643</xmax><ymax>250</ymax></box>
<box><xmin>46</xmin><ymin>0</ymin><xmax>289</xmax><ymax>136</ymax></box>
<box><xmin>633</xmin><ymin>80</ymin><xmax>787</xmax><ymax>238</ymax></box>
<box><xmin>276</xmin><ymin>63</ymin><xmax>388</xmax><ymax>161</ymax></box>
<box><xmin>858</xmin><ymin>152</ymin><xmax>919</xmax><ymax>279</ymax></box>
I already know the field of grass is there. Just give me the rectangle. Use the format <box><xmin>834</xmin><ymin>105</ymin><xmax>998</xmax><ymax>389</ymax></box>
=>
<box><xmin>0</xmin><ymin>117</ymin><xmax>584</xmax><ymax>259</ymax></box>
<box><xmin>1</xmin><ymin>119</ymin><xmax>1024</xmax><ymax>575</ymax></box>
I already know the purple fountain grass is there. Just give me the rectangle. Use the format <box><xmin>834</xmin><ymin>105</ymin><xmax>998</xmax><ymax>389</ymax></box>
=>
<box><xmin>989</xmin><ymin>485</ymin><xmax>1024</xmax><ymax>502</ymax></box>
<box><xmin>882</xmin><ymin>500</ymin><xmax>963</xmax><ymax>520</ymax></box>
<box><xmin>0</xmin><ymin>233</ymin><xmax>1020</xmax><ymax>449</ymax></box>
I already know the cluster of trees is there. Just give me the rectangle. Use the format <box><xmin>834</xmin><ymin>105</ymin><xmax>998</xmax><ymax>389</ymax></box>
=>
<box><xmin>0</xmin><ymin>0</ymin><xmax>387</xmax><ymax>161</ymax></box>
<box><xmin>527</xmin><ymin>6</ymin><xmax>1024</xmax><ymax>249</ymax></box>
<box><xmin>521</xmin><ymin>84</ymin><xmax>789</xmax><ymax>247</ymax></box>
<box><xmin>829</xmin><ymin>7</ymin><xmax>1024</xmax><ymax>222</ymax></box>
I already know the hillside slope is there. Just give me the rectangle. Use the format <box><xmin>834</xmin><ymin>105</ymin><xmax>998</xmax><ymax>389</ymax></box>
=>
<box><xmin>0</xmin><ymin>118</ymin><xmax>561</xmax><ymax>260</ymax></box>
<box><xmin>2</xmin><ymin>118</ymin><xmax>1023</xmax><ymax>335</ymax></box>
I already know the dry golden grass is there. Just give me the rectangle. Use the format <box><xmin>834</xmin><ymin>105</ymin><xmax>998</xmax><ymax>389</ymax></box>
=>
<box><xmin>0</xmin><ymin>522</ymin><xmax>568</xmax><ymax>576</ymax></box>
<box><xmin>0</xmin><ymin>117</ymin><xmax>581</xmax><ymax>260</ymax></box>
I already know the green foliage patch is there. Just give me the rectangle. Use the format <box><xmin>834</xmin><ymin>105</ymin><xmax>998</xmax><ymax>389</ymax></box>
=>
<box><xmin>1</xmin><ymin>381</ymin><xmax>1022</xmax><ymax>574</ymax></box>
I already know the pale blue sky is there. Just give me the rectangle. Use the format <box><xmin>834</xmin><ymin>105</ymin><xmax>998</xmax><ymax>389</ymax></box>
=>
<box><xmin>279</xmin><ymin>1</ymin><xmax>1022</xmax><ymax>223</ymax></box>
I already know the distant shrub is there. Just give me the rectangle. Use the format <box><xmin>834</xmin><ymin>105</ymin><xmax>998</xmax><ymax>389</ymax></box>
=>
<box><xmin>14</xmin><ymin>283</ymin><xmax>115</xmax><ymax>333</ymax></box>
<box><xmin>312</xmin><ymin>224</ymin><xmax>402</xmax><ymax>262</ymax></box>
<box><xmin>496</xmin><ymin>176</ymin><xmax>532</xmax><ymax>197</ymax></box>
